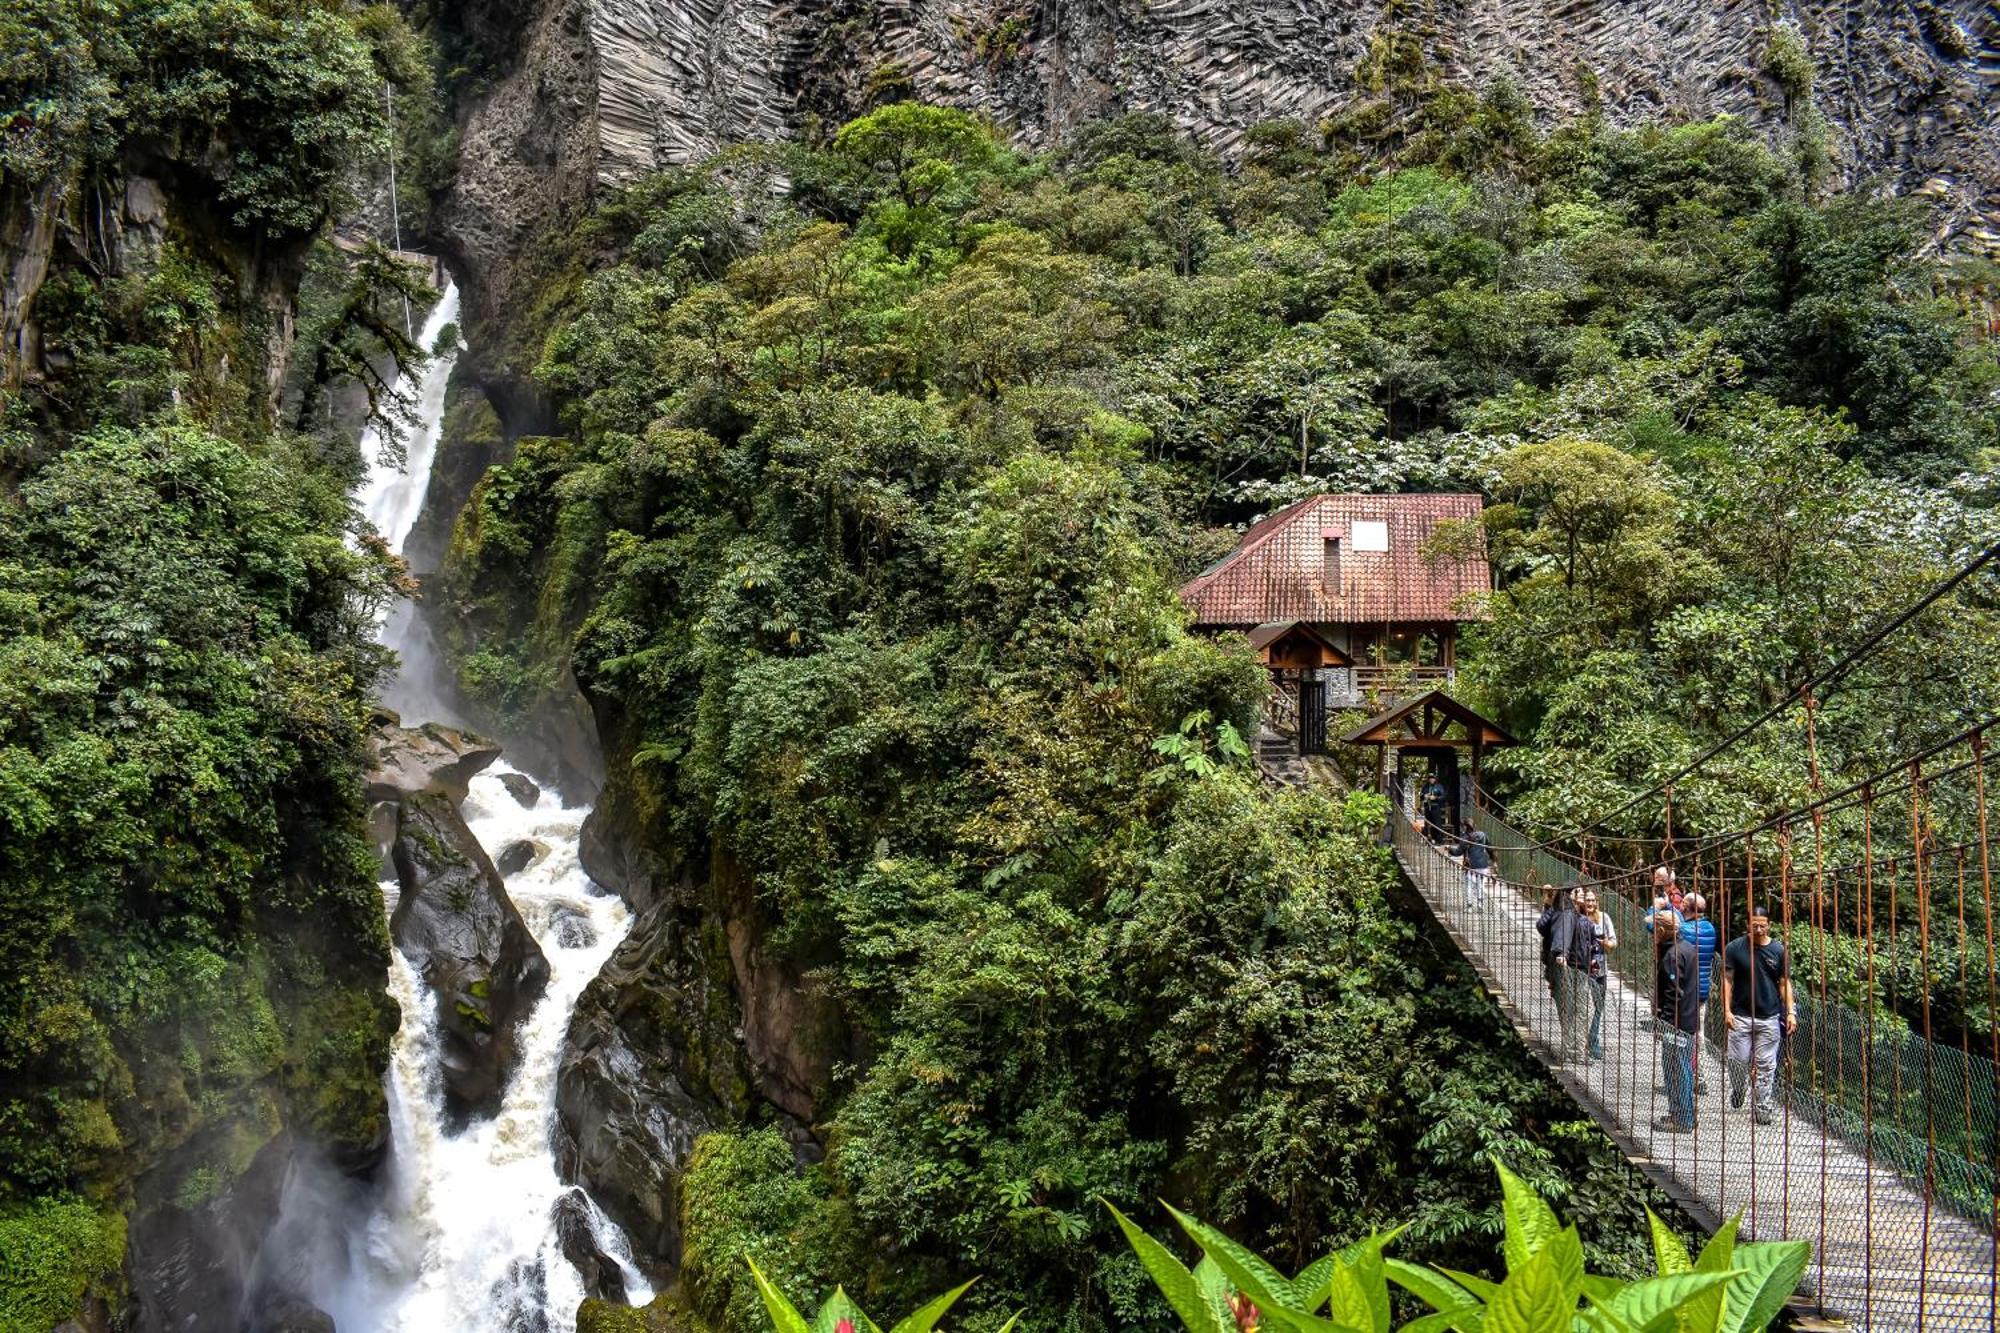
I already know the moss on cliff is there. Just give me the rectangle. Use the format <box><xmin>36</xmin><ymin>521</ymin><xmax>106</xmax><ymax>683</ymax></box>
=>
<box><xmin>0</xmin><ymin>1197</ymin><xmax>127</xmax><ymax>1332</ymax></box>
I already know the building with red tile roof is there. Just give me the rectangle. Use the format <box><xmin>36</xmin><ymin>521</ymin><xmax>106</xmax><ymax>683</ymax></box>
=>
<box><xmin>1179</xmin><ymin>492</ymin><xmax>1490</xmax><ymax>713</ymax></box>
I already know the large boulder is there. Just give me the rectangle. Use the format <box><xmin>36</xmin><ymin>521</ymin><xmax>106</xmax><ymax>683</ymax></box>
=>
<box><xmin>555</xmin><ymin>901</ymin><xmax>750</xmax><ymax>1272</ymax></box>
<box><xmin>499</xmin><ymin>771</ymin><xmax>541</xmax><ymax>808</ymax></box>
<box><xmin>495</xmin><ymin>838</ymin><xmax>547</xmax><ymax>877</ymax></box>
<box><xmin>552</xmin><ymin>1188</ymin><xmax>627</xmax><ymax>1304</ymax></box>
<box><xmin>365</xmin><ymin>712</ymin><xmax>503</xmax><ymax>804</ymax></box>
<box><xmin>390</xmin><ymin>790</ymin><xmax>550</xmax><ymax>1124</ymax></box>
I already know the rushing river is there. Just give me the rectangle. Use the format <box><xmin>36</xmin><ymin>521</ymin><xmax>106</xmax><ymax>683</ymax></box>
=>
<box><xmin>316</xmin><ymin>277</ymin><xmax>651</xmax><ymax>1330</ymax></box>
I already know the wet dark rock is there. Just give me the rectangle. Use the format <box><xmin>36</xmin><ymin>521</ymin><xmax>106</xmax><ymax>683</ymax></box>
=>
<box><xmin>500</xmin><ymin>771</ymin><xmax>541</xmax><ymax>808</ymax></box>
<box><xmin>551</xmin><ymin>906</ymin><xmax>596</xmax><ymax>949</ymax></box>
<box><xmin>556</xmin><ymin>900</ymin><xmax>751</xmax><ymax>1271</ymax></box>
<box><xmin>259</xmin><ymin>1300</ymin><xmax>337</xmax><ymax>1333</ymax></box>
<box><xmin>390</xmin><ymin>790</ymin><xmax>550</xmax><ymax>1125</ymax></box>
<box><xmin>125</xmin><ymin>1131</ymin><xmax>294</xmax><ymax>1333</ymax></box>
<box><xmin>365</xmin><ymin>713</ymin><xmax>502</xmax><ymax>804</ymax></box>
<box><xmin>495</xmin><ymin>838</ymin><xmax>547</xmax><ymax>877</ymax></box>
<box><xmin>553</xmin><ymin>1188</ymin><xmax>628</xmax><ymax>1304</ymax></box>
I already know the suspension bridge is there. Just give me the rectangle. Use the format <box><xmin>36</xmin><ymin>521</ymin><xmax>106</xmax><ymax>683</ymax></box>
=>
<box><xmin>1390</xmin><ymin>799</ymin><xmax>1996</xmax><ymax>1329</ymax></box>
<box><xmin>1314</xmin><ymin>545</ymin><xmax>2000</xmax><ymax>1330</ymax></box>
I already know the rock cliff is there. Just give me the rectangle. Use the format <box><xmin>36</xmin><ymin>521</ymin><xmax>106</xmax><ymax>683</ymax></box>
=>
<box><xmin>438</xmin><ymin>0</ymin><xmax>2000</xmax><ymax>335</ymax></box>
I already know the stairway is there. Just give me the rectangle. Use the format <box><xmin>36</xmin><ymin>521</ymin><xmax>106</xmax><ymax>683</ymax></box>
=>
<box><xmin>1254</xmin><ymin>728</ymin><xmax>1313</xmax><ymax>788</ymax></box>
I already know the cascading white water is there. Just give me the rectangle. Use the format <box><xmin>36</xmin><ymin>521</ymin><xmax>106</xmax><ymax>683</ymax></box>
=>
<box><xmin>322</xmin><ymin>275</ymin><xmax>652</xmax><ymax>1331</ymax></box>
<box><xmin>358</xmin><ymin>282</ymin><xmax>466</xmax><ymax>728</ymax></box>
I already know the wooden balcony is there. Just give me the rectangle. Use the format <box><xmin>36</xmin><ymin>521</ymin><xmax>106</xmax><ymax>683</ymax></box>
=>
<box><xmin>1335</xmin><ymin>665</ymin><xmax>1452</xmax><ymax>709</ymax></box>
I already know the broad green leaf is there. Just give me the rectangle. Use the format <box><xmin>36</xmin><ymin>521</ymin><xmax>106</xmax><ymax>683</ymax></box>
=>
<box><xmin>1103</xmin><ymin>1200</ymin><xmax>1226</xmax><ymax>1333</ymax></box>
<box><xmin>1719</xmin><ymin>1241</ymin><xmax>1810</xmax><ymax>1333</ymax></box>
<box><xmin>1296</xmin><ymin>1254</ymin><xmax>1338</xmax><ymax>1312</ymax></box>
<box><xmin>1693</xmin><ymin>1216</ymin><xmax>1740</xmax><ymax>1275</ymax></box>
<box><xmin>1323</xmin><ymin>1227</ymin><xmax>1405</xmax><ymax>1333</ymax></box>
<box><xmin>995</xmin><ymin>1319</ymin><xmax>1021</xmax><ymax>1333</ymax></box>
<box><xmin>1384</xmin><ymin>1259</ymin><xmax>1479</xmax><ymax>1316</ymax></box>
<box><xmin>1679</xmin><ymin>1215</ymin><xmax>1740</xmax><ymax>1333</ymax></box>
<box><xmin>1604</xmin><ymin>1272</ymin><xmax>1742</xmax><ymax>1333</ymax></box>
<box><xmin>1484</xmin><ymin>1247</ymin><xmax>1576</xmax><ymax>1333</ymax></box>
<box><xmin>1545</xmin><ymin>1227</ymin><xmax>1585</xmax><ymax>1309</ymax></box>
<box><xmin>888</xmin><ymin>1279</ymin><xmax>977</xmax><ymax>1333</ymax></box>
<box><xmin>1167</xmin><ymin>1203</ymin><xmax>1302</xmax><ymax>1314</ymax></box>
<box><xmin>1397</xmin><ymin>1311</ymin><xmax>1485</xmax><ymax>1333</ymax></box>
<box><xmin>1574</xmin><ymin>1308</ymin><xmax>1640</xmax><ymax>1333</ymax></box>
<box><xmin>1436</xmin><ymin>1268</ymin><xmax>1503</xmax><ymax>1303</ymax></box>
<box><xmin>1495</xmin><ymin>1160</ymin><xmax>1561</xmax><ymax>1274</ymax></box>
<box><xmin>813</xmin><ymin>1288</ymin><xmax>874</xmax><ymax>1333</ymax></box>
<box><xmin>746</xmin><ymin>1258</ymin><xmax>813</xmax><ymax>1333</ymax></box>
<box><xmin>1196</xmin><ymin>1257</ymin><xmax>1236</xmax><ymax>1331</ymax></box>
<box><xmin>1646</xmin><ymin>1210</ymin><xmax>1692</xmax><ymax>1278</ymax></box>
<box><xmin>1577</xmin><ymin>1277</ymin><xmax>1627</xmax><ymax>1307</ymax></box>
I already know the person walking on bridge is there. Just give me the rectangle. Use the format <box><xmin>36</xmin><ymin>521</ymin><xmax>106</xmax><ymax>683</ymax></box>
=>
<box><xmin>1579</xmin><ymin>887</ymin><xmax>1616</xmax><ymax>1062</ymax></box>
<box><xmin>1653</xmin><ymin>911</ymin><xmax>1699</xmax><ymax>1134</ymax></box>
<box><xmin>1722</xmin><ymin>905</ymin><xmax>1795</xmax><ymax>1127</ymax></box>
<box><xmin>1680</xmin><ymin>893</ymin><xmax>1719</xmax><ymax>1093</ymax></box>
<box><xmin>1461</xmin><ymin>827</ymin><xmax>1492</xmax><ymax>910</ymax></box>
<box><xmin>1538</xmin><ymin>885</ymin><xmax>1594</xmax><ymax>1063</ymax></box>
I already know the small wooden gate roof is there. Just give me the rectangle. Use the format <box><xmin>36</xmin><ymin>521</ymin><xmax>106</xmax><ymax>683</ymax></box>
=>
<box><xmin>1244</xmin><ymin>621</ymin><xmax>1353</xmax><ymax>668</ymax></box>
<box><xmin>1340</xmin><ymin>688</ymin><xmax>1517</xmax><ymax>749</ymax></box>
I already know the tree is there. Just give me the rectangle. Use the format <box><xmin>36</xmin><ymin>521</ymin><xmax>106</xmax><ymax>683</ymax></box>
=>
<box><xmin>833</xmin><ymin>103</ymin><xmax>1000</xmax><ymax>211</ymax></box>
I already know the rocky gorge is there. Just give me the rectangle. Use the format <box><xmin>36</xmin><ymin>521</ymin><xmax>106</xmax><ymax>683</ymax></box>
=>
<box><xmin>5</xmin><ymin>0</ymin><xmax>2000</xmax><ymax>1326</ymax></box>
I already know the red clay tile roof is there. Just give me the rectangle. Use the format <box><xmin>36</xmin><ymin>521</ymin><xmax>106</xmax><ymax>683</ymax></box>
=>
<box><xmin>1179</xmin><ymin>493</ymin><xmax>1490</xmax><ymax>626</ymax></box>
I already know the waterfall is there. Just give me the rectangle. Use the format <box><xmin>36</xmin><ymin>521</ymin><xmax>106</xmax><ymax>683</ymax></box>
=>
<box><xmin>319</xmin><ymin>275</ymin><xmax>652</xmax><ymax>1330</ymax></box>
<box><xmin>357</xmin><ymin>282</ymin><xmax>465</xmax><ymax>729</ymax></box>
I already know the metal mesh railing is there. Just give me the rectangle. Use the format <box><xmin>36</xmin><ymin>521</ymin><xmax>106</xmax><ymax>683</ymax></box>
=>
<box><xmin>1394</xmin><ymin>794</ymin><xmax>2000</xmax><ymax>1331</ymax></box>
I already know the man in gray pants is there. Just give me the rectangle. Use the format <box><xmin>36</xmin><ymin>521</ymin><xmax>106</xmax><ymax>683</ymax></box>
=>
<box><xmin>1721</xmin><ymin>905</ymin><xmax>1796</xmax><ymax>1126</ymax></box>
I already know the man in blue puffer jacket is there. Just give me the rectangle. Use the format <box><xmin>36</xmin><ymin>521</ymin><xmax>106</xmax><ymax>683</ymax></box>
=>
<box><xmin>1681</xmin><ymin>893</ymin><xmax>1720</xmax><ymax>1093</ymax></box>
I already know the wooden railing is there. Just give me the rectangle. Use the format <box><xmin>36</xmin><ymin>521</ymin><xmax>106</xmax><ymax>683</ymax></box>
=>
<box><xmin>1341</xmin><ymin>666</ymin><xmax>1452</xmax><ymax>705</ymax></box>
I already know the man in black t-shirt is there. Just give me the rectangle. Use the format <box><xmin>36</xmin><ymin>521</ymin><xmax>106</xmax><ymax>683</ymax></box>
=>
<box><xmin>1721</xmin><ymin>905</ymin><xmax>1796</xmax><ymax>1126</ymax></box>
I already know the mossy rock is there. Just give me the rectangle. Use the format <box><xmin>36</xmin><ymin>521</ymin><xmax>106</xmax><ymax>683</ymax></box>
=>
<box><xmin>576</xmin><ymin>1293</ymin><xmax>709</xmax><ymax>1333</ymax></box>
<box><xmin>0</xmin><ymin>1198</ymin><xmax>127</xmax><ymax>1332</ymax></box>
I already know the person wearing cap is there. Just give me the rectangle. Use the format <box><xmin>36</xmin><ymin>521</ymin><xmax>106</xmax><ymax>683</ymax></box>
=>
<box><xmin>1721</xmin><ymin>904</ymin><xmax>1796</xmax><ymax>1126</ymax></box>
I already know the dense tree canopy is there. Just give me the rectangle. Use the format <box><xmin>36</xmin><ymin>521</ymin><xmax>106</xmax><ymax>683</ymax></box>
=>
<box><xmin>428</xmin><ymin>88</ymin><xmax>2000</xmax><ymax>1330</ymax></box>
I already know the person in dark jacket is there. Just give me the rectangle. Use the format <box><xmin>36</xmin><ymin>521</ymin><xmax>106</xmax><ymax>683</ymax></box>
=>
<box><xmin>1653</xmin><ymin>911</ymin><xmax>1700</xmax><ymax>1133</ymax></box>
<box><xmin>1422</xmin><ymin>775</ymin><xmax>1449</xmax><ymax>844</ymax></box>
<box><xmin>1461</xmin><ymin>827</ymin><xmax>1492</xmax><ymax>910</ymax></box>
<box><xmin>1536</xmin><ymin>885</ymin><xmax>1594</xmax><ymax>1062</ymax></box>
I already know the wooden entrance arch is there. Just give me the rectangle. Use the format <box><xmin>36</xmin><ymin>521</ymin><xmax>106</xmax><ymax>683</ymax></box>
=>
<box><xmin>1341</xmin><ymin>688</ymin><xmax>1517</xmax><ymax>832</ymax></box>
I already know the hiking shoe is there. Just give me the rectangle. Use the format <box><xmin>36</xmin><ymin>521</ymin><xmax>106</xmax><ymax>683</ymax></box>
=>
<box><xmin>1753</xmin><ymin>1108</ymin><xmax>1774</xmax><ymax>1126</ymax></box>
<box><xmin>1652</xmin><ymin>1116</ymin><xmax>1693</xmax><ymax>1134</ymax></box>
<box><xmin>1695</xmin><ymin>1080</ymin><xmax>1710</xmax><ymax>1096</ymax></box>
<box><xmin>1730</xmin><ymin>1083</ymin><xmax>1746</xmax><ymax>1109</ymax></box>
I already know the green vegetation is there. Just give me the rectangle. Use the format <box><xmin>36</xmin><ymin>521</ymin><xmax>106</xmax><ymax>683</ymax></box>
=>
<box><xmin>747</xmin><ymin>1262</ymin><xmax>1008</xmax><ymax>1333</ymax></box>
<box><xmin>1</xmin><ymin>0</ymin><xmax>424</xmax><ymax>1316</ymax></box>
<box><xmin>0</xmin><ymin>1197</ymin><xmax>125</xmax><ymax>1331</ymax></box>
<box><xmin>415</xmin><ymin>84</ymin><xmax>2000</xmax><ymax>1329</ymax></box>
<box><xmin>1106</xmin><ymin>1161</ymin><xmax>1808</xmax><ymax>1333</ymax></box>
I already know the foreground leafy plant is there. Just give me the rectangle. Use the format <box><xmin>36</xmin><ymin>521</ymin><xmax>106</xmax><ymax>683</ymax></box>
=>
<box><xmin>1105</xmin><ymin>1160</ymin><xmax>1810</xmax><ymax>1333</ymax></box>
<box><xmin>746</xmin><ymin>1259</ymin><xmax>1018</xmax><ymax>1333</ymax></box>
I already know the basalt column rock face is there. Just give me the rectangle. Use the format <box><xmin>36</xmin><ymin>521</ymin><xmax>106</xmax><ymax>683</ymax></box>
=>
<box><xmin>435</xmin><ymin>0</ymin><xmax>2000</xmax><ymax>341</ymax></box>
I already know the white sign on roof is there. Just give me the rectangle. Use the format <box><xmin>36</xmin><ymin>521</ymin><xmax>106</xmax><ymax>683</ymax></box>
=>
<box><xmin>1351</xmin><ymin>519</ymin><xmax>1389</xmax><ymax>551</ymax></box>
